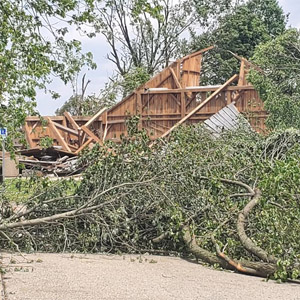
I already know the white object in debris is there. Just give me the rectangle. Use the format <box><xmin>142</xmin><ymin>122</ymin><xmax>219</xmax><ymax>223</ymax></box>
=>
<box><xmin>147</xmin><ymin>88</ymin><xmax>169</xmax><ymax>92</ymax></box>
<box><xmin>204</xmin><ymin>102</ymin><xmax>251</xmax><ymax>136</ymax></box>
<box><xmin>186</xmin><ymin>85</ymin><xmax>222</xmax><ymax>89</ymax></box>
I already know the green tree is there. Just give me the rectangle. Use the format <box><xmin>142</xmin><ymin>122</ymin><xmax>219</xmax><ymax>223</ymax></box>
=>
<box><xmin>55</xmin><ymin>78</ymin><xmax>119</xmax><ymax>116</ymax></box>
<box><xmin>94</xmin><ymin>0</ymin><xmax>194</xmax><ymax>76</ymax></box>
<box><xmin>249</xmin><ymin>29</ymin><xmax>300</xmax><ymax>129</ymax></box>
<box><xmin>189</xmin><ymin>0</ymin><xmax>287</xmax><ymax>85</ymax></box>
<box><xmin>56</xmin><ymin>66</ymin><xmax>150</xmax><ymax>116</ymax></box>
<box><xmin>94</xmin><ymin>0</ymin><xmax>243</xmax><ymax>77</ymax></box>
<box><xmin>0</xmin><ymin>0</ymin><xmax>96</xmax><ymax>151</ymax></box>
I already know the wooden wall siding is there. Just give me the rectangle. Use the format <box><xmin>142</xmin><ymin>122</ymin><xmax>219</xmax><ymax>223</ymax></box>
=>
<box><xmin>24</xmin><ymin>48</ymin><xmax>268</xmax><ymax>153</ymax></box>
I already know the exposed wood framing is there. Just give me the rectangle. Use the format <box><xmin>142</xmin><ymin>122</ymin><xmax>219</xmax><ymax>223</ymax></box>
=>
<box><xmin>81</xmin><ymin>125</ymin><xmax>102</xmax><ymax>145</ymax></box>
<box><xmin>24</xmin><ymin>47</ymin><xmax>268</xmax><ymax>154</ymax></box>
<box><xmin>46</xmin><ymin>117</ymin><xmax>71</xmax><ymax>152</ymax></box>
<box><xmin>169</xmin><ymin>67</ymin><xmax>182</xmax><ymax>89</ymax></box>
<box><xmin>156</xmin><ymin>74</ymin><xmax>239</xmax><ymax>140</ymax></box>
<box><xmin>64</xmin><ymin>112</ymin><xmax>80</xmax><ymax>131</ymax></box>
<box><xmin>84</xmin><ymin>107</ymin><xmax>107</xmax><ymax>128</ymax></box>
<box><xmin>75</xmin><ymin>137</ymin><xmax>94</xmax><ymax>154</ymax></box>
<box><xmin>54</xmin><ymin>122</ymin><xmax>79</xmax><ymax>137</ymax></box>
<box><xmin>24</xmin><ymin>122</ymin><xmax>35</xmax><ymax>148</ymax></box>
<box><xmin>180</xmin><ymin>92</ymin><xmax>186</xmax><ymax>118</ymax></box>
<box><xmin>136</xmin><ymin>92</ymin><xmax>142</xmax><ymax>130</ymax></box>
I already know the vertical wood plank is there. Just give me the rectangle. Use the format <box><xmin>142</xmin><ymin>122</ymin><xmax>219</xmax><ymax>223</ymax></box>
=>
<box><xmin>24</xmin><ymin>122</ymin><xmax>35</xmax><ymax>148</ymax></box>
<box><xmin>181</xmin><ymin>92</ymin><xmax>186</xmax><ymax>118</ymax></box>
<box><xmin>226</xmin><ymin>90</ymin><xmax>232</xmax><ymax>104</ymax></box>
<box><xmin>136</xmin><ymin>92</ymin><xmax>142</xmax><ymax>130</ymax></box>
<box><xmin>62</xmin><ymin>115</ymin><xmax>68</xmax><ymax>143</ymax></box>
<box><xmin>238</xmin><ymin>60</ymin><xmax>245</xmax><ymax>86</ymax></box>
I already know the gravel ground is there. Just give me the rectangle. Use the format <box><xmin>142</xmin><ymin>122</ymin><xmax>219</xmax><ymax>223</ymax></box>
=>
<box><xmin>1</xmin><ymin>252</ymin><xmax>299</xmax><ymax>300</ymax></box>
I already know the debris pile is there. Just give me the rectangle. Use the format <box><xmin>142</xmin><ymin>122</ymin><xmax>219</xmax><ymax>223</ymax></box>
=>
<box><xmin>18</xmin><ymin>147</ymin><xmax>79</xmax><ymax>176</ymax></box>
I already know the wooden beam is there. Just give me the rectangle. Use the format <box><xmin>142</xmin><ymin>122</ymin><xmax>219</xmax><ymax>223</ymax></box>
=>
<box><xmin>46</xmin><ymin>117</ymin><xmax>71</xmax><ymax>152</ymax></box>
<box><xmin>136</xmin><ymin>92</ymin><xmax>142</xmax><ymax>130</ymax></box>
<box><xmin>103</xmin><ymin>124</ymin><xmax>112</xmax><ymax>142</ymax></box>
<box><xmin>84</xmin><ymin>107</ymin><xmax>107</xmax><ymax>128</ymax></box>
<box><xmin>226</xmin><ymin>91</ymin><xmax>232</xmax><ymax>104</ymax></box>
<box><xmin>147</xmin><ymin>123</ymin><xmax>166</xmax><ymax>134</ymax></box>
<box><xmin>102</xmin><ymin>111</ymin><xmax>107</xmax><ymax>124</ymax></box>
<box><xmin>140</xmin><ymin>85</ymin><xmax>255</xmax><ymax>95</ymax></box>
<box><xmin>186</xmin><ymin>94</ymin><xmax>197</xmax><ymax>110</ymax></box>
<box><xmin>181</xmin><ymin>46</ymin><xmax>214</xmax><ymax>61</ymax></box>
<box><xmin>153</xmin><ymin>74</ymin><xmax>239</xmax><ymax>140</ymax></box>
<box><xmin>238</xmin><ymin>59</ymin><xmax>245</xmax><ymax>86</ymax></box>
<box><xmin>229</xmin><ymin>51</ymin><xmax>264</xmax><ymax>74</ymax></box>
<box><xmin>26</xmin><ymin>116</ymin><xmax>95</xmax><ymax>122</ymax></box>
<box><xmin>170</xmin><ymin>94</ymin><xmax>181</xmax><ymax>107</ymax></box>
<box><xmin>75</xmin><ymin>137</ymin><xmax>94</xmax><ymax>154</ymax></box>
<box><xmin>26</xmin><ymin>116</ymin><xmax>65</xmax><ymax>121</ymax></box>
<box><xmin>62</xmin><ymin>116</ymin><xmax>68</xmax><ymax>141</ymax></box>
<box><xmin>136</xmin><ymin>92</ymin><xmax>142</xmax><ymax>114</ymax></box>
<box><xmin>79</xmin><ymin>131</ymin><xmax>86</xmax><ymax>145</ymax></box>
<box><xmin>24</xmin><ymin>123</ymin><xmax>35</xmax><ymax>148</ymax></box>
<box><xmin>53</xmin><ymin>122</ymin><xmax>79</xmax><ymax>136</ymax></box>
<box><xmin>142</xmin><ymin>94</ymin><xmax>155</xmax><ymax>110</ymax></box>
<box><xmin>31</xmin><ymin>122</ymin><xmax>39</xmax><ymax>133</ymax></box>
<box><xmin>169</xmin><ymin>67</ymin><xmax>182</xmax><ymax>89</ymax></box>
<box><xmin>64</xmin><ymin>112</ymin><xmax>80</xmax><ymax>131</ymax></box>
<box><xmin>67</xmin><ymin>144</ymin><xmax>78</xmax><ymax>151</ymax></box>
<box><xmin>180</xmin><ymin>92</ymin><xmax>186</xmax><ymax>118</ymax></box>
<box><xmin>81</xmin><ymin>125</ymin><xmax>102</xmax><ymax>145</ymax></box>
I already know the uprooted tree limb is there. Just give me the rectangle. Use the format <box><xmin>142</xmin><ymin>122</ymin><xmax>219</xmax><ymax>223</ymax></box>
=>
<box><xmin>0</xmin><ymin>178</ymin><xmax>157</xmax><ymax>231</ymax></box>
<box><xmin>237</xmin><ymin>189</ymin><xmax>278</xmax><ymax>264</ymax></box>
<box><xmin>182</xmin><ymin>226</ymin><xmax>276</xmax><ymax>278</ymax></box>
<box><xmin>1</xmin><ymin>126</ymin><xmax>300</xmax><ymax>281</ymax></box>
<box><xmin>0</xmin><ymin>177</ymin><xmax>290</xmax><ymax>280</ymax></box>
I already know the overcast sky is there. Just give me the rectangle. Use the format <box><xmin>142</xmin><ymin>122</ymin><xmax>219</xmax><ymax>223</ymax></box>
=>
<box><xmin>36</xmin><ymin>0</ymin><xmax>300</xmax><ymax>115</ymax></box>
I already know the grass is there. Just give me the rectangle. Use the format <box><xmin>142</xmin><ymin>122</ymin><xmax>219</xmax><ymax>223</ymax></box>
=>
<box><xmin>1</xmin><ymin>177</ymin><xmax>79</xmax><ymax>203</ymax></box>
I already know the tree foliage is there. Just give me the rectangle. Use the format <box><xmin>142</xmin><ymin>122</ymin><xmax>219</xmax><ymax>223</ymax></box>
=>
<box><xmin>0</xmin><ymin>0</ymin><xmax>96</xmax><ymax>151</ymax></box>
<box><xmin>93</xmin><ymin>0</ymin><xmax>194</xmax><ymax>76</ymax></box>
<box><xmin>249</xmin><ymin>29</ymin><xmax>300</xmax><ymax>130</ymax></box>
<box><xmin>93</xmin><ymin>0</ymin><xmax>243</xmax><ymax>77</ymax></box>
<box><xmin>1</xmin><ymin>123</ymin><xmax>300</xmax><ymax>281</ymax></box>
<box><xmin>189</xmin><ymin>0</ymin><xmax>287</xmax><ymax>85</ymax></box>
<box><xmin>56</xmin><ymin>66</ymin><xmax>151</xmax><ymax>115</ymax></box>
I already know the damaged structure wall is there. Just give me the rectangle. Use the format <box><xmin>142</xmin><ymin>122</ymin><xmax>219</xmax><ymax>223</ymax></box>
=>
<box><xmin>24</xmin><ymin>47</ymin><xmax>267</xmax><ymax>155</ymax></box>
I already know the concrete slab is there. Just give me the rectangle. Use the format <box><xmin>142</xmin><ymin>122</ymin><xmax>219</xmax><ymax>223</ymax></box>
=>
<box><xmin>1</xmin><ymin>253</ymin><xmax>299</xmax><ymax>300</ymax></box>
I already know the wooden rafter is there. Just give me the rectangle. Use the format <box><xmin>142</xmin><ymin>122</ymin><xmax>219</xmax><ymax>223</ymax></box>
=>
<box><xmin>75</xmin><ymin>137</ymin><xmax>94</xmax><ymax>154</ymax></box>
<box><xmin>81</xmin><ymin>125</ymin><xmax>102</xmax><ymax>145</ymax></box>
<box><xmin>53</xmin><ymin>122</ymin><xmax>79</xmax><ymax>137</ymax></box>
<box><xmin>169</xmin><ymin>67</ymin><xmax>182</xmax><ymax>89</ymax></box>
<box><xmin>24</xmin><ymin>47</ymin><xmax>268</xmax><ymax>153</ymax></box>
<box><xmin>64</xmin><ymin>112</ymin><xmax>80</xmax><ymax>131</ymax></box>
<box><xmin>84</xmin><ymin>107</ymin><xmax>107</xmax><ymax>128</ymax></box>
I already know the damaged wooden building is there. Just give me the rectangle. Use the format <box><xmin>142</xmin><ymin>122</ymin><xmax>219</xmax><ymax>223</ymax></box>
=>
<box><xmin>24</xmin><ymin>46</ymin><xmax>267</xmax><ymax>155</ymax></box>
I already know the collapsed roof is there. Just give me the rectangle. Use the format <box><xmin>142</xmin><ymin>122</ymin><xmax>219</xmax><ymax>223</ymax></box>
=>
<box><xmin>24</xmin><ymin>47</ymin><xmax>267</xmax><ymax>155</ymax></box>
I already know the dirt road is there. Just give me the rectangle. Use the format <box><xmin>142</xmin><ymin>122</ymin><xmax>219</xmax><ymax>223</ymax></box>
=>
<box><xmin>1</xmin><ymin>253</ymin><xmax>299</xmax><ymax>300</ymax></box>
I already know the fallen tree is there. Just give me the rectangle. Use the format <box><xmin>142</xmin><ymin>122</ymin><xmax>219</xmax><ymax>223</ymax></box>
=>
<box><xmin>1</xmin><ymin>125</ymin><xmax>300</xmax><ymax>281</ymax></box>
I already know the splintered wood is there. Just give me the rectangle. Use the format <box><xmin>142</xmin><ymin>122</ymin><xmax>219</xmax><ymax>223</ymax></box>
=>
<box><xmin>24</xmin><ymin>47</ymin><xmax>267</xmax><ymax>155</ymax></box>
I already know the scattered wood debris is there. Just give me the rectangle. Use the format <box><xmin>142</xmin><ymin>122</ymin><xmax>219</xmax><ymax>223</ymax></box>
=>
<box><xmin>18</xmin><ymin>147</ymin><xmax>79</xmax><ymax>176</ymax></box>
